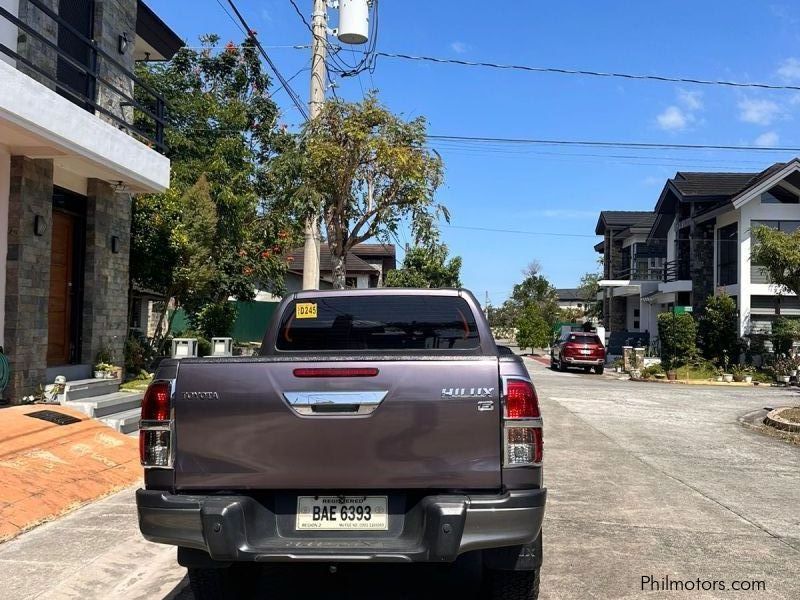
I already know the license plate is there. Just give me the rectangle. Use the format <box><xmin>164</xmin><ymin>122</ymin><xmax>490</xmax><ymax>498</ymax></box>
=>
<box><xmin>580</xmin><ymin>349</ymin><xmax>591</xmax><ymax>355</ymax></box>
<box><xmin>296</xmin><ymin>496</ymin><xmax>388</xmax><ymax>531</ymax></box>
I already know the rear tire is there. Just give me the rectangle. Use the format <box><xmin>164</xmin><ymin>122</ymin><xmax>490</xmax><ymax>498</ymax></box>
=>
<box><xmin>558</xmin><ymin>358</ymin><xmax>567</xmax><ymax>372</ymax></box>
<box><xmin>596</xmin><ymin>365</ymin><xmax>605</xmax><ymax>374</ymax></box>
<box><xmin>483</xmin><ymin>567</ymin><xmax>540</xmax><ymax>599</ymax></box>
<box><xmin>583</xmin><ymin>367</ymin><xmax>592</xmax><ymax>373</ymax></box>
<box><xmin>188</xmin><ymin>566</ymin><xmax>252</xmax><ymax>600</ymax></box>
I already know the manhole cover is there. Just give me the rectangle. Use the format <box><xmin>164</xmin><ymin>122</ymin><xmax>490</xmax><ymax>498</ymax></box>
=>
<box><xmin>25</xmin><ymin>410</ymin><xmax>82</xmax><ymax>426</ymax></box>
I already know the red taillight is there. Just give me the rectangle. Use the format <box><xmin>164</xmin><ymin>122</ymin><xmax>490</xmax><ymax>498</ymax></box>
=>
<box><xmin>140</xmin><ymin>381</ymin><xmax>172</xmax><ymax>468</ymax></box>
<box><xmin>141</xmin><ymin>381</ymin><xmax>171</xmax><ymax>421</ymax></box>
<box><xmin>293</xmin><ymin>368</ymin><xmax>379</xmax><ymax>378</ymax></box>
<box><xmin>503</xmin><ymin>378</ymin><xmax>543</xmax><ymax>467</ymax></box>
<box><xmin>505</xmin><ymin>379</ymin><xmax>540</xmax><ymax>418</ymax></box>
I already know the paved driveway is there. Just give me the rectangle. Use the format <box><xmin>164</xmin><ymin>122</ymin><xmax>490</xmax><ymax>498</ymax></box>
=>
<box><xmin>532</xmin><ymin>358</ymin><xmax>800</xmax><ymax>599</ymax></box>
<box><xmin>3</xmin><ymin>357</ymin><xmax>798</xmax><ymax>599</ymax></box>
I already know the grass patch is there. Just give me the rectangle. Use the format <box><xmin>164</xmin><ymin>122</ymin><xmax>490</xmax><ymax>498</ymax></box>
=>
<box><xmin>120</xmin><ymin>376</ymin><xmax>152</xmax><ymax>392</ymax></box>
<box><xmin>670</xmin><ymin>363</ymin><xmax>719</xmax><ymax>380</ymax></box>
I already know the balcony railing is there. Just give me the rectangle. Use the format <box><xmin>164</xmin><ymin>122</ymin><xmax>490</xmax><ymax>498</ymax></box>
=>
<box><xmin>663</xmin><ymin>260</ymin><xmax>691</xmax><ymax>282</ymax></box>
<box><xmin>0</xmin><ymin>0</ymin><xmax>166</xmax><ymax>152</ymax></box>
<box><xmin>612</xmin><ymin>266</ymin><xmax>665</xmax><ymax>281</ymax></box>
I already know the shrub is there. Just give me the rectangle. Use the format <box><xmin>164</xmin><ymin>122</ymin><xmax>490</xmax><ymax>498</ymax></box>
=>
<box><xmin>697</xmin><ymin>293</ymin><xmax>740</xmax><ymax>367</ymax></box>
<box><xmin>658</xmin><ymin>312</ymin><xmax>697</xmax><ymax>370</ymax></box>
<box><xmin>124</xmin><ymin>335</ymin><xmax>153</xmax><ymax>375</ymax></box>
<box><xmin>189</xmin><ymin>301</ymin><xmax>238</xmax><ymax>339</ymax></box>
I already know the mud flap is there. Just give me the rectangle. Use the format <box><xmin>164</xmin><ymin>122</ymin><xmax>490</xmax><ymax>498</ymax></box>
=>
<box><xmin>482</xmin><ymin>532</ymin><xmax>543</xmax><ymax>571</ymax></box>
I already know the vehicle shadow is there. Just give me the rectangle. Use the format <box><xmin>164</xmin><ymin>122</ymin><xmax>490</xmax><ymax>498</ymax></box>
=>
<box><xmin>164</xmin><ymin>554</ymin><xmax>483</xmax><ymax>599</ymax></box>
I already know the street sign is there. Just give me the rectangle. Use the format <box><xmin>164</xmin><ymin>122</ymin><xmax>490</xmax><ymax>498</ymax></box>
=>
<box><xmin>674</xmin><ymin>306</ymin><xmax>693</xmax><ymax>314</ymax></box>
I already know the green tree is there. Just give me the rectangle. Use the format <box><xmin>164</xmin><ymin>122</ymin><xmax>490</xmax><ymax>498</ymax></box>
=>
<box><xmin>697</xmin><ymin>293</ymin><xmax>740</xmax><ymax>367</ymax></box>
<box><xmin>751</xmin><ymin>225</ymin><xmax>800</xmax><ymax>296</ymax></box>
<box><xmin>385</xmin><ymin>238</ymin><xmax>462</xmax><ymax>288</ymax></box>
<box><xmin>578</xmin><ymin>271</ymin><xmax>602</xmax><ymax>319</ymax></box>
<box><xmin>516</xmin><ymin>304</ymin><xmax>552</xmax><ymax>352</ymax></box>
<box><xmin>270</xmin><ymin>93</ymin><xmax>445</xmax><ymax>288</ymax></box>
<box><xmin>132</xmin><ymin>35</ymin><xmax>299</xmax><ymax>342</ymax></box>
<box><xmin>506</xmin><ymin>262</ymin><xmax>560</xmax><ymax>327</ymax></box>
<box><xmin>771</xmin><ymin>316</ymin><xmax>800</xmax><ymax>355</ymax></box>
<box><xmin>657</xmin><ymin>312</ymin><xmax>697</xmax><ymax>369</ymax></box>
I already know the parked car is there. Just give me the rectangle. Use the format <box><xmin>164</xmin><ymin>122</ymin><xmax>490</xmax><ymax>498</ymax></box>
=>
<box><xmin>136</xmin><ymin>289</ymin><xmax>547</xmax><ymax>599</ymax></box>
<box><xmin>551</xmin><ymin>331</ymin><xmax>606</xmax><ymax>374</ymax></box>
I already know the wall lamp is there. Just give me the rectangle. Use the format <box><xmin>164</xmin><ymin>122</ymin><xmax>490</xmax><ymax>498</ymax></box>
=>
<box><xmin>118</xmin><ymin>32</ymin><xmax>131</xmax><ymax>55</ymax></box>
<box><xmin>34</xmin><ymin>215</ymin><xmax>47</xmax><ymax>236</ymax></box>
<box><xmin>110</xmin><ymin>236</ymin><xmax>120</xmax><ymax>254</ymax></box>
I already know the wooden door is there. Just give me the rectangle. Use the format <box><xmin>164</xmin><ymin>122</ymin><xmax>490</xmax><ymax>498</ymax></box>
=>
<box><xmin>48</xmin><ymin>211</ymin><xmax>75</xmax><ymax>366</ymax></box>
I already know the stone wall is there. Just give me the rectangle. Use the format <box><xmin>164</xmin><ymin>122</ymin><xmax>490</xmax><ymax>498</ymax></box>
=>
<box><xmin>15</xmin><ymin>0</ymin><xmax>59</xmax><ymax>86</ymax></box>
<box><xmin>609</xmin><ymin>296</ymin><xmax>627</xmax><ymax>332</ymax></box>
<box><xmin>690</xmin><ymin>222</ymin><xmax>715</xmax><ymax>314</ymax></box>
<box><xmin>3</xmin><ymin>157</ymin><xmax>53</xmax><ymax>402</ymax></box>
<box><xmin>93</xmin><ymin>0</ymin><xmax>136</xmax><ymax>125</ymax></box>
<box><xmin>81</xmin><ymin>179</ymin><xmax>130</xmax><ymax>367</ymax></box>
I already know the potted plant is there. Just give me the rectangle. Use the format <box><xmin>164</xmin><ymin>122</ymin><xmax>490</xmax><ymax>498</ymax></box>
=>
<box><xmin>666</xmin><ymin>369</ymin><xmax>678</xmax><ymax>381</ymax></box>
<box><xmin>772</xmin><ymin>356</ymin><xmax>792</xmax><ymax>384</ymax></box>
<box><xmin>94</xmin><ymin>362</ymin><xmax>114</xmax><ymax>379</ymax></box>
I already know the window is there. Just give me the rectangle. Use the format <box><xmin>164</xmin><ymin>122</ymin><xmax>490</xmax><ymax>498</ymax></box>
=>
<box><xmin>750</xmin><ymin>221</ymin><xmax>800</xmax><ymax>283</ymax></box>
<box><xmin>717</xmin><ymin>223</ymin><xmax>738</xmax><ymax>286</ymax></box>
<box><xmin>276</xmin><ymin>295</ymin><xmax>481</xmax><ymax>352</ymax></box>
<box><xmin>345</xmin><ymin>276</ymin><xmax>358</xmax><ymax>289</ymax></box>
<box><xmin>761</xmin><ymin>186</ymin><xmax>799</xmax><ymax>204</ymax></box>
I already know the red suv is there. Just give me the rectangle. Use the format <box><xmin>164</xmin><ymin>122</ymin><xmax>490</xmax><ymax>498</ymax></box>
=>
<box><xmin>551</xmin><ymin>331</ymin><xmax>606</xmax><ymax>374</ymax></box>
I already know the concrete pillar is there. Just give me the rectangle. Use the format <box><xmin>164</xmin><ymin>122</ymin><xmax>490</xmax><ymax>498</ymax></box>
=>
<box><xmin>3</xmin><ymin>156</ymin><xmax>54</xmax><ymax>402</ymax></box>
<box><xmin>81</xmin><ymin>179</ymin><xmax>130</xmax><ymax>368</ymax></box>
<box><xmin>15</xmin><ymin>0</ymin><xmax>58</xmax><ymax>87</ymax></box>
<box><xmin>690</xmin><ymin>222</ymin><xmax>715</xmax><ymax>314</ymax></box>
<box><xmin>94</xmin><ymin>0</ymin><xmax>137</xmax><ymax>126</ymax></box>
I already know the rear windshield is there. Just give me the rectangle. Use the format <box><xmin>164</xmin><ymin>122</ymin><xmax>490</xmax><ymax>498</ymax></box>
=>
<box><xmin>275</xmin><ymin>295</ymin><xmax>481</xmax><ymax>352</ymax></box>
<box><xmin>567</xmin><ymin>334</ymin><xmax>602</xmax><ymax>344</ymax></box>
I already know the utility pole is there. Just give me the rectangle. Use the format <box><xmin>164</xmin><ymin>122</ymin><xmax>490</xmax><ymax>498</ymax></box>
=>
<box><xmin>302</xmin><ymin>0</ymin><xmax>328</xmax><ymax>290</ymax></box>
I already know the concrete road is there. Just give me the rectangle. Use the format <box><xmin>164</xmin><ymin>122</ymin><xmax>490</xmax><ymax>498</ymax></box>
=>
<box><xmin>3</xmin><ymin>357</ymin><xmax>798</xmax><ymax>599</ymax></box>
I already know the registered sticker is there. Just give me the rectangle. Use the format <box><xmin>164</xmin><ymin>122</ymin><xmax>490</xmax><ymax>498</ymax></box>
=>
<box><xmin>296</xmin><ymin>302</ymin><xmax>318</xmax><ymax>319</ymax></box>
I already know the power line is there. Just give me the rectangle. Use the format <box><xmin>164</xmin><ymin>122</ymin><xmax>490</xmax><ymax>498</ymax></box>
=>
<box><xmin>428</xmin><ymin>134</ymin><xmax>800</xmax><ymax>153</ymax></box>
<box><xmin>224</xmin><ymin>0</ymin><xmax>310</xmax><ymax>120</ymax></box>
<box><xmin>443</xmin><ymin>224</ymin><xmax>752</xmax><ymax>244</ymax></box>
<box><xmin>374</xmin><ymin>51</ymin><xmax>800</xmax><ymax>92</ymax></box>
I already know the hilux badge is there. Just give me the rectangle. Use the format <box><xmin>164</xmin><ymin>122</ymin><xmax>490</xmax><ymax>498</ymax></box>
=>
<box><xmin>441</xmin><ymin>387</ymin><xmax>495</xmax><ymax>399</ymax></box>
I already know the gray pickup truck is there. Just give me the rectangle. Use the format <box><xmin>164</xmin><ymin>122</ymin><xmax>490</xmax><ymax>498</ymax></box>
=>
<box><xmin>136</xmin><ymin>288</ymin><xmax>546</xmax><ymax>599</ymax></box>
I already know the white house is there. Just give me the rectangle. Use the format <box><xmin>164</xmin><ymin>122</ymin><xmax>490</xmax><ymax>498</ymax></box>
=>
<box><xmin>597</xmin><ymin>159</ymin><xmax>800</xmax><ymax>341</ymax></box>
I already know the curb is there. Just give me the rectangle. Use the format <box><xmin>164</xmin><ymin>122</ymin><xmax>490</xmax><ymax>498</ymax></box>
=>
<box><xmin>763</xmin><ymin>407</ymin><xmax>800</xmax><ymax>433</ymax></box>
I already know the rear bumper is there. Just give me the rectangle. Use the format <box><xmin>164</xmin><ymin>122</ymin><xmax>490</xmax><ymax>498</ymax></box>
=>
<box><xmin>563</xmin><ymin>356</ymin><xmax>604</xmax><ymax>366</ymax></box>
<box><xmin>136</xmin><ymin>488</ymin><xmax>546</xmax><ymax>564</ymax></box>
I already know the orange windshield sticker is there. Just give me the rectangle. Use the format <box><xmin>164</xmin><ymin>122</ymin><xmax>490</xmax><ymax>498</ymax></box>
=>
<box><xmin>296</xmin><ymin>303</ymin><xmax>318</xmax><ymax>319</ymax></box>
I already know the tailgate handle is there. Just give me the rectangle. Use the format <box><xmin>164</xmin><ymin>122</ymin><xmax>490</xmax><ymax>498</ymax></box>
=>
<box><xmin>283</xmin><ymin>391</ymin><xmax>388</xmax><ymax>416</ymax></box>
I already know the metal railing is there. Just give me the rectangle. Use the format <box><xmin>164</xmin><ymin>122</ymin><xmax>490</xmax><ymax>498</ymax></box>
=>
<box><xmin>0</xmin><ymin>0</ymin><xmax>166</xmax><ymax>152</ymax></box>
<box><xmin>662</xmin><ymin>260</ymin><xmax>691</xmax><ymax>282</ymax></box>
<box><xmin>612</xmin><ymin>266</ymin><xmax>665</xmax><ymax>281</ymax></box>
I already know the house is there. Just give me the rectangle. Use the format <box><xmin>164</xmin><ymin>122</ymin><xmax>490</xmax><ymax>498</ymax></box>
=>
<box><xmin>0</xmin><ymin>0</ymin><xmax>182</xmax><ymax>402</ymax></box>
<box><xmin>284</xmin><ymin>243</ymin><xmax>397</xmax><ymax>290</ymax></box>
<box><xmin>596</xmin><ymin>159</ymin><xmax>800</xmax><ymax>340</ymax></box>
<box><xmin>555</xmin><ymin>288</ymin><xmax>585</xmax><ymax>312</ymax></box>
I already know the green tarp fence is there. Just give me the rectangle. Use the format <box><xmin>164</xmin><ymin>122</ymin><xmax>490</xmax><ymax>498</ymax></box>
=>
<box><xmin>170</xmin><ymin>301</ymin><xmax>280</xmax><ymax>344</ymax></box>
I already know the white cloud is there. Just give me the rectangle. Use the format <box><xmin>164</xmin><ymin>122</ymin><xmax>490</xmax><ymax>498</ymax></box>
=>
<box><xmin>738</xmin><ymin>98</ymin><xmax>782</xmax><ymax>125</ymax></box>
<box><xmin>755</xmin><ymin>131</ymin><xmax>780</xmax><ymax>147</ymax></box>
<box><xmin>450</xmin><ymin>41</ymin><xmax>469</xmax><ymax>54</ymax></box>
<box><xmin>657</xmin><ymin>106</ymin><xmax>689</xmax><ymax>131</ymax></box>
<box><xmin>777</xmin><ymin>57</ymin><xmax>800</xmax><ymax>81</ymax></box>
<box><xmin>678</xmin><ymin>89</ymin><xmax>703</xmax><ymax>111</ymax></box>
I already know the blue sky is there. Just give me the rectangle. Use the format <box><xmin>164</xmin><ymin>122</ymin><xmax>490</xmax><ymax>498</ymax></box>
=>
<box><xmin>147</xmin><ymin>0</ymin><xmax>800</xmax><ymax>303</ymax></box>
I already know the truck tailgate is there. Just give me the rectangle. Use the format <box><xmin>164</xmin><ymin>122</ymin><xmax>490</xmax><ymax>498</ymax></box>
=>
<box><xmin>173</xmin><ymin>358</ymin><xmax>501</xmax><ymax>490</ymax></box>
